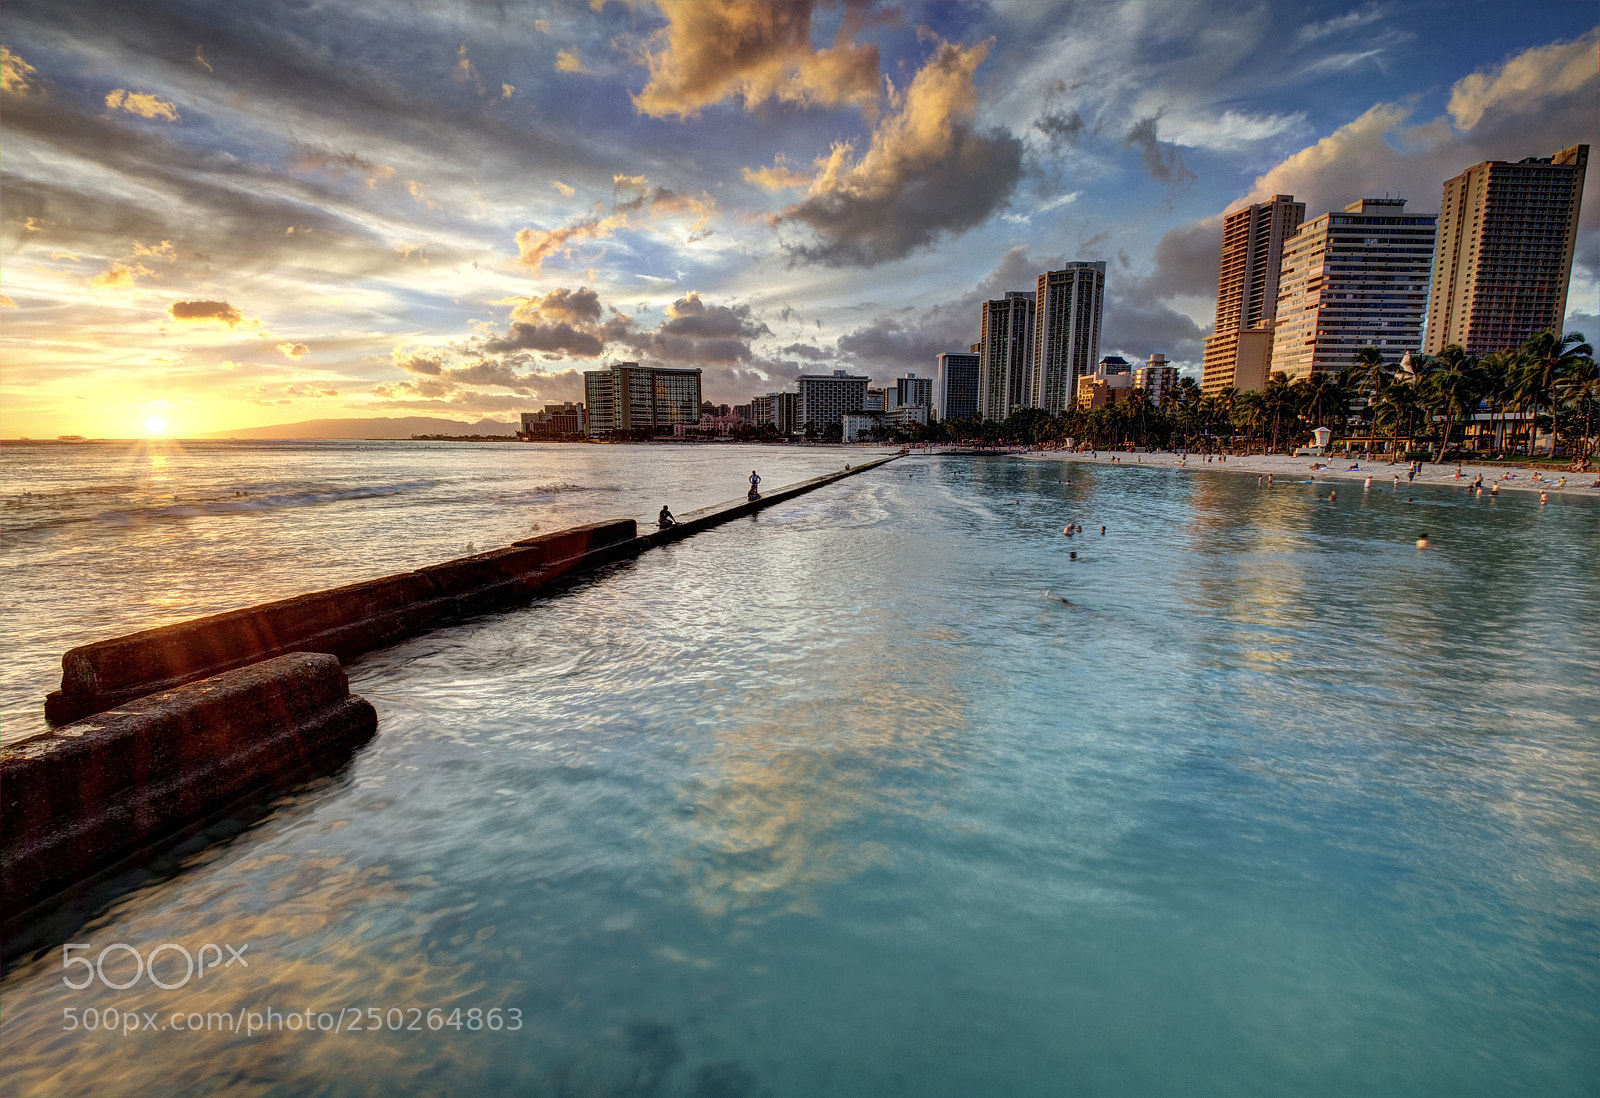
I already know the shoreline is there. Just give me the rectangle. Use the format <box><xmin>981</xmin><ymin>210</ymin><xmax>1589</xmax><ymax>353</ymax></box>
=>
<box><xmin>1022</xmin><ymin>449</ymin><xmax>1600</xmax><ymax>499</ymax></box>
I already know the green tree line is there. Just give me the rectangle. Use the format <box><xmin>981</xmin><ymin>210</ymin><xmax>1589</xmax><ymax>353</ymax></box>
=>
<box><xmin>895</xmin><ymin>330</ymin><xmax>1595</xmax><ymax>463</ymax></box>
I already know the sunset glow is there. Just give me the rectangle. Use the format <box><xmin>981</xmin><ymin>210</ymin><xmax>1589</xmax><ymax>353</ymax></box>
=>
<box><xmin>1</xmin><ymin>4</ymin><xmax>1595</xmax><ymax>439</ymax></box>
<box><xmin>143</xmin><ymin>415</ymin><xmax>167</xmax><ymax>436</ymax></box>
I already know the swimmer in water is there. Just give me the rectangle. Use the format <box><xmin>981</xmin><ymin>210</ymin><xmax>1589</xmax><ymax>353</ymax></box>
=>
<box><xmin>1364</xmin><ymin>476</ymin><xmax>1372</xmax><ymax>490</ymax></box>
<box><xmin>1100</xmin><ymin>526</ymin><xmax>1106</xmax><ymax>535</ymax></box>
<box><xmin>1329</xmin><ymin>490</ymin><xmax>1337</xmax><ymax>500</ymax></box>
<box><xmin>1416</xmin><ymin>533</ymin><xmax>1429</xmax><ymax>549</ymax></box>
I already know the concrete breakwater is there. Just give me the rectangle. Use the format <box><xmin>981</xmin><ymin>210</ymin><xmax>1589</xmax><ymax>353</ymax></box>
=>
<box><xmin>4</xmin><ymin>456</ymin><xmax>895</xmax><ymax>917</ymax></box>
<box><xmin>3</xmin><ymin>653</ymin><xmax>376</xmax><ymax>917</ymax></box>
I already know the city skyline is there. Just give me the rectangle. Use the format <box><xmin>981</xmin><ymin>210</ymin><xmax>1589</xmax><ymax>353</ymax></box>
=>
<box><xmin>2</xmin><ymin>2</ymin><xmax>1596</xmax><ymax>437</ymax></box>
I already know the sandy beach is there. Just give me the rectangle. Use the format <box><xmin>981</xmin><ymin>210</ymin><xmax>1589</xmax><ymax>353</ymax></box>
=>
<box><xmin>1025</xmin><ymin>449</ymin><xmax>1600</xmax><ymax>499</ymax></box>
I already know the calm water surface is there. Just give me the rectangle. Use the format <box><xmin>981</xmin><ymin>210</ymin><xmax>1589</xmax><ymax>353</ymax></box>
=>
<box><xmin>1</xmin><ymin>447</ymin><xmax>1596</xmax><ymax>1097</ymax></box>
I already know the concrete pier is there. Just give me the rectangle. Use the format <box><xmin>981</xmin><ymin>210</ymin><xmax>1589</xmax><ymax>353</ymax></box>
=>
<box><xmin>4</xmin><ymin>653</ymin><xmax>376</xmax><ymax>918</ymax></box>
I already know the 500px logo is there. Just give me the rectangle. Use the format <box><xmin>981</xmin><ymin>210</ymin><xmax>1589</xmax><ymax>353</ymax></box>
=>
<box><xmin>62</xmin><ymin>942</ymin><xmax>249</xmax><ymax>991</ymax></box>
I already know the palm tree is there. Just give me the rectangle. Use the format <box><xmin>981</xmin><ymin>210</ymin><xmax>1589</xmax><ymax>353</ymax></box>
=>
<box><xmin>1299</xmin><ymin>370</ymin><xmax>1350</xmax><ymax>431</ymax></box>
<box><xmin>1424</xmin><ymin>346</ymin><xmax>1480</xmax><ymax>462</ymax></box>
<box><xmin>1514</xmin><ymin>330</ymin><xmax>1595</xmax><ymax>457</ymax></box>
<box><xmin>1260</xmin><ymin>371</ymin><xmax>1299</xmax><ymax>453</ymax></box>
<box><xmin>1551</xmin><ymin>344</ymin><xmax>1599</xmax><ymax>462</ymax></box>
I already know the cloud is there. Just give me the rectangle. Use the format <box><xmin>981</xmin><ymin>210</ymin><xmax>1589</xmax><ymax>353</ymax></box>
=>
<box><xmin>618</xmin><ymin>291</ymin><xmax>771</xmax><ymax>364</ymax></box>
<box><xmin>774</xmin><ymin>39</ymin><xmax>1024</xmax><ymax>267</ymax></box>
<box><xmin>455</xmin><ymin>44</ymin><xmax>484</xmax><ymax>96</ymax></box>
<box><xmin>91</xmin><ymin>261</ymin><xmax>156</xmax><ymax>288</ymax></box>
<box><xmin>168</xmin><ymin>299</ymin><xmax>248</xmax><ymax>326</ymax></box>
<box><xmin>278</xmin><ymin>341</ymin><xmax>309</xmax><ymax>359</ymax></box>
<box><xmin>1123</xmin><ymin>115</ymin><xmax>1195</xmax><ymax>185</ymax></box>
<box><xmin>633</xmin><ymin>0</ymin><xmax>880</xmax><ymax>118</ymax></box>
<box><xmin>1035</xmin><ymin>110</ymin><xmax>1085</xmax><ymax>148</ymax></box>
<box><xmin>514</xmin><ymin>206</ymin><xmax>629</xmax><ymax>275</ymax></box>
<box><xmin>549</xmin><ymin>179</ymin><xmax>575</xmax><ymax>197</ymax></box>
<box><xmin>512</xmin><ymin>286</ymin><xmax>604</xmax><ymax>324</ymax></box>
<box><xmin>292</xmin><ymin>144</ymin><xmax>396</xmax><ymax>188</ymax></box>
<box><xmin>480</xmin><ymin>322</ymin><xmax>604</xmax><ymax>357</ymax></box>
<box><xmin>195</xmin><ymin>46</ymin><xmax>213</xmax><ymax>74</ymax></box>
<box><xmin>1295</xmin><ymin>3</ymin><xmax>1392</xmax><ymax>44</ymax></box>
<box><xmin>513</xmin><ymin>174</ymin><xmax>716</xmax><ymax>275</ymax></box>
<box><xmin>1448</xmin><ymin>29</ymin><xmax>1599</xmax><ymax>130</ymax></box>
<box><xmin>394</xmin><ymin>351</ymin><xmax>445</xmax><ymax>376</ymax></box>
<box><xmin>2</xmin><ymin>46</ymin><xmax>41</xmax><ymax>95</ymax></box>
<box><xmin>501</xmin><ymin>82</ymin><xmax>515</xmax><ymax>99</ymax></box>
<box><xmin>105</xmin><ymin>88</ymin><xmax>181</xmax><ymax>122</ymax></box>
<box><xmin>0</xmin><ymin>295</ymin><xmax>17</xmax><ymax>308</ymax></box>
<box><xmin>742</xmin><ymin>153</ymin><xmax>812</xmax><ymax>191</ymax></box>
<box><xmin>782</xmin><ymin>342</ymin><xmax>831</xmax><ymax>360</ymax></box>
<box><xmin>555</xmin><ymin>48</ymin><xmax>587</xmax><ymax>74</ymax></box>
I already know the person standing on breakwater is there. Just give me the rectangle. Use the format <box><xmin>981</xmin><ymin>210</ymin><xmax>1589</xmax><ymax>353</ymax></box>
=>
<box><xmin>748</xmin><ymin>470</ymin><xmax>761</xmax><ymax>501</ymax></box>
<box><xmin>658</xmin><ymin>505</ymin><xmax>677</xmax><ymax>528</ymax></box>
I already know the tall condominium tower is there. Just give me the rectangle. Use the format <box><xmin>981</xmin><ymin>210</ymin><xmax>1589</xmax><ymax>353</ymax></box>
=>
<box><xmin>1201</xmin><ymin>194</ymin><xmax>1304</xmax><ymax>395</ymax></box>
<box><xmin>1270</xmin><ymin>198</ymin><xmax>1436</xmax><ymax>379</ymax></box>
<box><xmin>979</xmin><ymin>291</ymin><xmax>1036</xmax><ymax>421</ymax></box>
<box><xmin>1424</xmin><ymin>145</ymin><xmax>1588</xmax><ymax>355</ymax></box>
<box><xmin>1032</xmin><ymin>262</ymin><xmax>1106</xmax><ymax>412</ymax></box>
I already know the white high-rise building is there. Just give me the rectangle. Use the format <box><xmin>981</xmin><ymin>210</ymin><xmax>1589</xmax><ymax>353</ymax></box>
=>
<box><xmin>1271</xmin><ymin>198</ymin><xmax>1436</xmax><ymax>379</ymax></box>
<box><xmin>797</xmin><ymin>369</ymin><xmax>869</xmax><ymax>433</ymax></box>
<box><xmin>1033</xmin><ymin>262</ymin><xmax>1106</xmax><ymax>412</ymax></box>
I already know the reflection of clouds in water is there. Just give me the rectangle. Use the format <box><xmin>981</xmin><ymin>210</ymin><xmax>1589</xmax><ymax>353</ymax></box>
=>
<box><xmin>668</xmin><ymin>667</ymin><xmax>969</xmax><ymax>922</ymax></box>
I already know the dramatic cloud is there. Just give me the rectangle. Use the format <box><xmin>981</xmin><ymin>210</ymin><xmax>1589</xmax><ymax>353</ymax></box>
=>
<box><xmin>168</xmin><ymin>299</ymin><xmax>246</xmax><ymax>327</ymax></box>
<box><xmin>775</xmin><ymin>39</ymin><xmax>1024</xmax><ymax>266</ymax></box>
<box><xmin>622</xmin><ymin>291</ymin><xmax>771</xmax><ymax>363</ymax></box>
<box><xmin>278</xmin><ymin>341</ymin><xmax>309</xmax><ymax>359</ymax></box>
<box><xmin>1123</xmin><ymin>116</ymin><xmax>1196</xmax><ymax>185</ymax></box>
<box><xmin>511</xmin><ymin>286</ymin><xmax>604</xmax><ymax>325</ymax></box>
<box><xmin>1448</xmin><ymin>29</ymin><xmax>1598</xmax><ymax>129</ymax></box>
<box><xmin>104</xmin><ymin>88</ymin><xmax>180</xmax><ymax>122</ymax></box>
<box><xmin>1</xmin><ymin>46</ymin><xmax>40</xmax><ymax>95</ymax></box>
<box><xmin>633</xmin><ymin>0</ymin><xmax>880</xmax><ymax>118</ymax></box>
<box><xmin>480</xmin><ymin>322</ymin><xmax>604</xmax><ymax>357</ymax></box>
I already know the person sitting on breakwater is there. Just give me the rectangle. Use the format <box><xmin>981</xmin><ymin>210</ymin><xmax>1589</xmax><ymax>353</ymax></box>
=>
<box><xmin>748</xmin><ymin>470</ymin><xmax>762</xmax><ymax>500</ymax></box>
<box><xmin>658</xmin><ymin>505</ymin><xmax>678</xmax><ymax>528</ymax></box>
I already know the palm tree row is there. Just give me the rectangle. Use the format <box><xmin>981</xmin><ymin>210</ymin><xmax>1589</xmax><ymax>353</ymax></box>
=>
<box><xmin>906</xmin><ymin>329</ymin><xmax>1596</xmax><ymax>462</ymax></box>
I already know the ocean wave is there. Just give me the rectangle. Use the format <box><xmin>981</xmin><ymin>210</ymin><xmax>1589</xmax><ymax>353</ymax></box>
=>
<box><xmin>2</xmin><ymin>479</ymin><xmax>437</xmax><ymax>534</ymax></box>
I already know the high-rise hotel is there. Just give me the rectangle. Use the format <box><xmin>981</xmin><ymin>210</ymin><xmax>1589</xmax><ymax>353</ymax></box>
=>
<box><xmin>1032</xmin><ymin>262</ymin><xmax>1106</xmax><ymax>413</ymax></box>
<box><xmin>1270</xmin><ymin>198</ymin><xmax>1436</xmax><ymax>379</ymax></box>
<box><xmin>1424</xmin><ymin>145</ymin><xmax>1588</xmax><ymax>355</ymax></box>
<box><xmin>979</xmin><ymin>291</ymin><xmax>1036</xmax><ymax>421</ymax></box>
<box><xmin>1202</xmin><ymin>194</ymin><xmax>1304</xmax><ymax>395</ymax></box>
<box><xmin>584</xmin><ymin>361</ymin><xmax>702</xmax><ymax>437</ymax></box>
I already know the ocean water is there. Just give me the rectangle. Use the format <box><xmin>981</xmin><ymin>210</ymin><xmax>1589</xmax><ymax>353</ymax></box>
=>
<box><xmin>1</xmin><ymin>447</ymin><xmax>1597</xmax><ymax>1096</ymax></box>
<box><xmin>0</xmin><ymin>440</ymin><xmax>854</xmax><ymax>744</ymax></box>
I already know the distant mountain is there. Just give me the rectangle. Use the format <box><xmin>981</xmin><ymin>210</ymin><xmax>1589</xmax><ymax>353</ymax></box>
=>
<box><xmin>193</xmin><ymin>416</ymin><xmax>518</xmax><ymax>439</ymax></box>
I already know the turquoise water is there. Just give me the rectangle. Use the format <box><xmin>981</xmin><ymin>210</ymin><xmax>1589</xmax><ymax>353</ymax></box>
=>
<box><xmin>2</xmin><ymin>452</ymin><xmax>1597</xmax><ymax>1096</ymax></box>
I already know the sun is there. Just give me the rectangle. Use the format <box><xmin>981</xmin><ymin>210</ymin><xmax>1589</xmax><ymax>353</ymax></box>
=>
<box><xmin>144</xmin><ymin>415</ymin><xmax>167</xmax><ymax>436</ymax></box>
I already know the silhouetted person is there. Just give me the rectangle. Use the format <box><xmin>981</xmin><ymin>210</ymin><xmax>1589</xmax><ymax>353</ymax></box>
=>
<box><xmin>658</xmin><ymin>505</ymin><xmax>677</xmax><ymax>528</ymax></box>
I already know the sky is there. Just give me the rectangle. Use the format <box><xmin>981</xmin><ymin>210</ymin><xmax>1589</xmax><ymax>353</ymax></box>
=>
<box><xmin>2</xmin><ymin>0</ymin><xmax>1597</xmax><ymax>438</ymax></box>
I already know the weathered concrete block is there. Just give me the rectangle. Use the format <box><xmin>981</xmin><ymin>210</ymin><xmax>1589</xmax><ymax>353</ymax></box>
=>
<box><xmin>6</xmin><ymin>653</ymin><xmax>376</xmax><ymax>917</ymax></box>
<box><xmin>416</xmin><ymin>544</ymin><xmax>545</xmax><ymax>598</ymax></box>
<box><xmin>513</xmin><ymin>519</ymin><xmax>637</xmax><ymax>565</ymax></box>
<box><xmin>49</xmin><ymin>572</ymin><xmax>435</xmax><ymax>724</ymax></box>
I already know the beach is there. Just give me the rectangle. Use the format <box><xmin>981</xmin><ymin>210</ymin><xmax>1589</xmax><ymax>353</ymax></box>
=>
<box><xmin>1031</xmin><ymin>449</ymin><xmax>1600</xmax><ymax>498</ymax></box>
